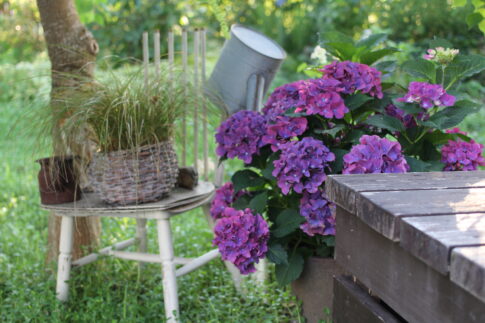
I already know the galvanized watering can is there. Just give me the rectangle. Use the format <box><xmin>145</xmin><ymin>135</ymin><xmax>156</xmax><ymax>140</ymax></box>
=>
<box><xmin>207</xmin><ymin>24</ymin><xmax>286</xmax><ymax>114</ymax></box>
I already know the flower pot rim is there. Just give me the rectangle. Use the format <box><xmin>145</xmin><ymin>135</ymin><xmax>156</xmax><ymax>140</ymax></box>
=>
<box><xmin>36</xmin><ymin>155</ymin><xmax>79</xmax><ymax>164</ymax></box>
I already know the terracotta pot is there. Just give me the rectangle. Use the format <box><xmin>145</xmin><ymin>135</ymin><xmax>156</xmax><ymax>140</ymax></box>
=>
<box><xmin>37</xmin><ymin>156</ymin><xmax>81</xmax><ymax>205</ymax></box>
<box><xmin>291</xmin><ymin>257</ymin><xmax>345</xmax><ymax>323</ymax></box>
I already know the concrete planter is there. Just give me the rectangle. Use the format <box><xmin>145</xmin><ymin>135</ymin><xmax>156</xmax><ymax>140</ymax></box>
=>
<box><xmin>291</xmin><ymin>257</ymin><xmax>345</xmax><ymax>323</ymax></box>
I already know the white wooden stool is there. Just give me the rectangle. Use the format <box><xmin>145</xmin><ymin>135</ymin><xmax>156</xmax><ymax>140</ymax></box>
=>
<box><xmin>41</xmin><ymin>181</ymin><xmax>218</xmax><ymax>323</ymax></box>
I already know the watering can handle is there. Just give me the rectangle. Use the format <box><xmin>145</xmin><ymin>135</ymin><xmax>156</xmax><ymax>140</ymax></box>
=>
<box><xmin>246</xmin><ymin>74</ymin><xmax>266</xmax><ymax>111</ymax></box>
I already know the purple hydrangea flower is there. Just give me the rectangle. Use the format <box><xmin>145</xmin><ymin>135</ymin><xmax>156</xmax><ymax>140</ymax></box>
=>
<box><xmin>343</xmin><ymin>135</ymin><xmax>409</xmax><ymax>174</ymax></box>
<box><xmin>213</xmin><ymin>207</ymin><xmax>270</xmax><ymax>275</ymax></box>
<box><xmin>384</xmin><ymin>104</ymin><xmax>429</xmax><ymax>129</ymax></box>
<box><xmin>272</xmin><ymin>137</ymin><xmax>335</xmax><ymax>194</ymax></box>
<box><xmin>215</xmin><ymin>110</ymin><xmax>267</xmax><ymax>164</ymax></box>
<box><xmin>321</xmin><ymin>61</ymin><xmax>383</xmax><ymax>98</ymax></box>
<box><xmin>299</xmin><ymin>188</ymin><xmax>336</xmax><ymax>237</ymax></box>
<box><xmin>210</xmin><ymin>182</ymin><xmax>248</xmax><ymax>220</ymax></box>
<box><xmin>446</xmin><ymin>127</ymin><xmax>467</xmax><ymax>136</ymax></box>
<box><xmin>441</xmin><ymin>129</ymin><xmax>485</xmax><ymax>171</ymax></box>
<box><xmin>262</xmin><ymin>79</ymin><xmax>348</xmax><ymax>120</ymax></box>
<box><xmin>262</xmin><ymin>116</ymin><xmax>308</xmax><ymax>152</ymax></box>
<box><xmin>294</xmin><ymin>79</ymin><xmax>348</xmax><ymax>119</ymax></box>
<box><xmin>397</xmin><ymin>82</ymin><xmax>456</xmax><ymax>109</ymax></box>
<box><xmin>262</xmin><ymin>80</ymin><xmax>309</xmax><ymax>120</ymax></box>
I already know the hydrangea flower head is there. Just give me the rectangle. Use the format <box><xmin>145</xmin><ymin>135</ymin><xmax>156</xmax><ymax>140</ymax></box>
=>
<box><xmin>343</xmin><ymin>135</ymin><xmax>409</xmax><ymax>174</ymax></box>
<box><xmin>299</xmin><ymin>188</ymin><xmax>336</xmax><ymax>237</ymax></box>
<box><xmin>215</xmin><ymin>110</ymin><xmax>267</xmax><ymax>164</ymax></box>
<box><xmin>263</xmin><ymin>79</ymin><xmax>347</xmax><ymax>120</ymax></box>
<box><xmin>441</xmin><ymin>129</ymin><xmax>485</xmax><ymax>171</ymax></box>
<box><xmin>262</xmin><ymin>80</ymin><xmax>309</xmax><ymax>120</ymax></box>
<box><xmin>213</xmin><ymin>208</ymin><xmax>269</xmax><ymax>275</ymax></box>
<box><xmin>294</xmin><ymin>79</ymin><xmax>348</xmax><ymax>119</ymax></box>
<box><xmin>210</xmin><ymin>182</ymin><xmax>248</xmax><ymax>220</ymax></box>
<box><xmin>262</xmin><ymin>116</ymin><xmax>308</xmax><ymax>152</ymax></box>
<box><xmin>321</xmin><ymin>61</ymin><xmax>383</xmax><ymax>98</ymax></box>
<box><xmin>272</xmin><ymin>137</ymin><xmax>335</xmax><ymax>194</ymax></box>
<box><xmin>423</xmin><ymin>47</ymin><xmax>459</xmax><ymax>64</ymax></box>
<box><xmin>397</xmin><ymin>82</ymin><xmax>456</xmax><ymax>109</ymax></box>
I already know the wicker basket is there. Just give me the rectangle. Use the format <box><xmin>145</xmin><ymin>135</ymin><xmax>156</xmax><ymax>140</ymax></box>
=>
<box><xmin>88</xmin><ymin>141</ymin><xmax>179</xmax><ymax>205</ymax></box>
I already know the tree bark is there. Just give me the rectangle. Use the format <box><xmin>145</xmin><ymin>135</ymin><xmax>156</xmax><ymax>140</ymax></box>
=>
<box><xmin>37</xmin><ymin>0</ymin><xmax>101</xmax><ymax>264</ymax></box>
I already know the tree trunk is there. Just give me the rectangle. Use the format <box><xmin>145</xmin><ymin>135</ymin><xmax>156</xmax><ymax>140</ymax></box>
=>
<box><xmin>37</xmin><ymin>0</ymin><xmax>101</xmax><ymax>264</ymax></box>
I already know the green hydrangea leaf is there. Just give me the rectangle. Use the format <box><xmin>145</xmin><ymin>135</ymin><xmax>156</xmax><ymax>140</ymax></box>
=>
<box><xmin>360</xmin><ymin>48</ymin><xmax>399</xmax><ymax>65</ymax></box>
<box><xmin>405</xmin><ymin>156</ymin><xmax>432</xmax><ymax>172</ymax></box>
<box><xmin>356</xmin><ymin>33</ymin><xmax>388</xmax><ymax>49</ymax></box>
<box><xmin>249</xmin><ymin>191</ymin><xmax>268</xmax><ymax>214</ymax></box>
<box><xmin>272</xmin><ymin>209</ymin><xmax>305</xmax><ymax>238</ymax></box>
<box><xmin>232</xmin><ymin>194</ymin><xmax>251</xmax><ymax>210</ymax></box>
<box><xmin>444</xmin><ymin>55</ymin><xmax>485</xmax><ymax>87</ymax></box>
<box><xmin>424</xmin><ymin>100</ymin><xmax>479</xmax><ymax>130</ymax></box>
<box><xmin>267</xmin><ymin>244</ymin><xmax>288</xmax><ymax>265</ymax></box>
<box><xmin>231</xmin><ymin>169</ymin><xmax>265</xmax><ymax>192</ymax></box>
<box><xmin>365</xmin><ymin>114</ymin><xmax>405</xmax><ymax>132</ymax></box>
<box><xmin>344</xmin><ymin>93</ymin><xmax>374</xmax><ymax>111</ymax></box>
<box><xmin>402</xmin><ymin>58</ymin><xmax>436</xmax><ymax>82</ymax></box>
<box><xmin>275</xmin><ymin>252</ymin><xmax>304</xmax><ymax>286</ymax></box>
<box><xmin>325</xmin><ymin>42</ymin><xmax>358</xmax><ymax>61</ymax></box>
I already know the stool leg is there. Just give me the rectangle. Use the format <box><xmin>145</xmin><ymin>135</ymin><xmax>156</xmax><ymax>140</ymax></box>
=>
<box><xmin>56</xmin><ymin>216</ymin><xmax>74</xmax><ymax>302</ymax></box>
<box><xmin>254</xmin><ymin>258</ymin><xmax>268</xmax><ymax>284</ymax></box>
<box><xmin>136</xmin><ymin>219</ymin><xmax>148</xmax><ymax>253</ymax></box>
<box><xmin>157</xmin><ymin>217</ymin><xmax>179</xmax><ymax>322</ymax></box>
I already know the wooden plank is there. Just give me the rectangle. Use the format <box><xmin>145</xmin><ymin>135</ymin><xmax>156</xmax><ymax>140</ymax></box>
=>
<box><xmin>333</xmin><ymin>275</ymin><xmax>403</xmax><ymax>323</ymax></box>
<box><xmin>400</xmin><ymin>214</ymin><xmax>485</xmax><ymax>275</ymax></box>
<box><xmin>327</xmin><ymin>171</ymin><xmax>485</xmax><ymax>213</ymax></box>
<box><xmin>335</xmin><ymin>206</ymin><xmax>485</xmax><ymax>323</ymax></box>
<box><xmin>356</xmin><ymin>188</ymin><xmax>485</xmax><ymax>240</ymax></box>
<box><xmin>451</xmin><ymin>246</ymin><xmax>485</xmax><ymax>303</ymax></box>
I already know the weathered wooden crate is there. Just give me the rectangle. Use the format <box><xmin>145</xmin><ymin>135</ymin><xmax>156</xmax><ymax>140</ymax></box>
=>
<box><xmin>327</xmin><ymin>171</ymin><xmax>485</xmax><ymax>323</ymax></box>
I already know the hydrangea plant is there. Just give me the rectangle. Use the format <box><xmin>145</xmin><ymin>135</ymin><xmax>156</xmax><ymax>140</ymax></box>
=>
<box><xmin>211</xmin><ymin>33</ymin><xmax>485</xmax><ymax>286</ymax></box>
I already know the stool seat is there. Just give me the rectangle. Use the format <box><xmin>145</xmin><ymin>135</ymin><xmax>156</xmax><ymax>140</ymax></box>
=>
<box><xmin>42</xmin><ymin>181</ymin><xmax>215</xmax><ymax>218</ymax></box>
<box><xmin>43</xmin><ymin>181</ymin><xmax>218</xmax><ymax>323</ymax></box>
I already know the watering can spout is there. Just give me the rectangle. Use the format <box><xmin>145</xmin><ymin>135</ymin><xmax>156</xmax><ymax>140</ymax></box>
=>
<box><xmin>206</xmin><ymin>24</ymin><xmax>286</xmax><ymax>115</ymax></box>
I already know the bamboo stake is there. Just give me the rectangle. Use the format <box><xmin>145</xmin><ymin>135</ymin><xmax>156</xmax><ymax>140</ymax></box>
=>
<box><xmin>201</xmin><ymin>28</ymin><xmax>208</xmax><ymax>181</ymax></box>
<box><xmin>168</xmin><ymin>29</ymin><xmax>174</xmax><ymax>80</ymax></box>
<box><xmin>193</xmin><ymin>29</ymin><xmax>199</xmax><ymax>172</ymax></box>
<box><xmin>142</xmin><ymin>31</ymin><xmax>149</xmax><ymax>88</ymax></box>
<box><xmin>181</xmin><ymin>29</ymin><xmax>188</xmax><ymax>166</ymax></box>
<box><xmin>154</xmin><ymin>30</ymin><xmax>160</xmax><ymax>79</ymax></box>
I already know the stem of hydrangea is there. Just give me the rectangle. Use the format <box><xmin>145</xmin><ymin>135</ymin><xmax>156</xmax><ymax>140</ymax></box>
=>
<box><xmin>441</xmin><ymin>66</ymin><xmax>445</xmax><ymax>87</ymax></box>
<box><xmin>413</xmin><ymin>129</ymin><xmax>429</xmax><ymax>144</ymax></box>
<box><xmin>445</xmin><ymin>77</ymin><xmax>459</xmax><ymax>91</ymax></box>
<box><xmin>401</xmin><ymin>132</ymin><xmax>413</xmax><ymax>145</ymax></box>
<box><xmin>292</xmin><ymin>236</ymin><xmax>303</xmax><ymax>257</ymax></box>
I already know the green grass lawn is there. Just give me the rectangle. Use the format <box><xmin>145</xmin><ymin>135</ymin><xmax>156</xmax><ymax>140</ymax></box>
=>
<box><xmin>0</xmin><ymin>61</ymin><xmax>302</xmax><ymax>322</ymax></box>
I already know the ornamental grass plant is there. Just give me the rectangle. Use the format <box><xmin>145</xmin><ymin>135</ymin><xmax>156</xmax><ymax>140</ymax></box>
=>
<box><xmin>55</xmin><ymin>63</ymin><xmax>193</xmax><ymax>154</ymax></box>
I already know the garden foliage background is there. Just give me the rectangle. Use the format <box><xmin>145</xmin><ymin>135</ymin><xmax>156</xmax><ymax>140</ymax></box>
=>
<box><xmin>0</xmin><ymin>0</ymin><xmax>484</xmax><ymax>321</ymax></box>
